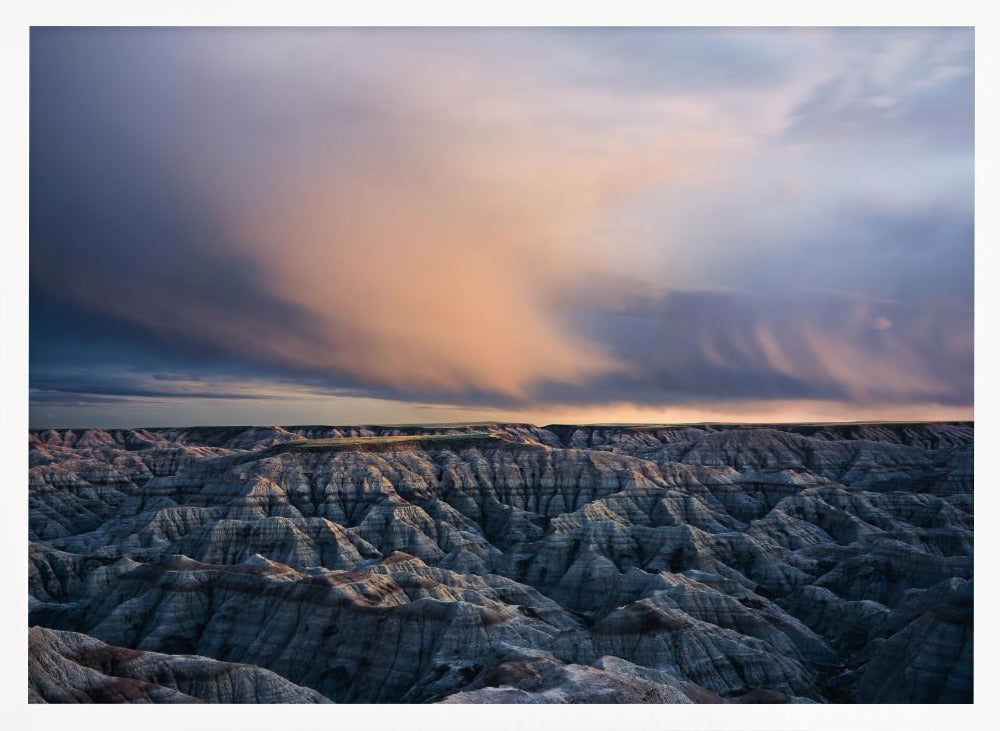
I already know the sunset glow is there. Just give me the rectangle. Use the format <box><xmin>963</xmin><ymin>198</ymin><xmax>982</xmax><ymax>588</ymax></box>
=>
<box><xmin>30</xmin><ymin>27</ymin><xmax>973</xmax><ymax>427</ymax></box>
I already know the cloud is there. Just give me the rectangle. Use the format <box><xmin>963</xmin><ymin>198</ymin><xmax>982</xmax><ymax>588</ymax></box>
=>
<box><xmin>784</xmin><ymin>28</ymin><xmax>973</xmax><ymax>149</ymax></box>
<box><xmin>30</xmin><ymin>28</ymin><xmax>974</xmax><ymax>426</ymax></box>
<box><xmin>550</xmin><ymin>286</ymin><xmax>972</xmax><ymax>408</ymax></box>
<box><xmin>31</xmin><ymin>27</ymin><xmax>725</xmax><ymax>400</ymax></box>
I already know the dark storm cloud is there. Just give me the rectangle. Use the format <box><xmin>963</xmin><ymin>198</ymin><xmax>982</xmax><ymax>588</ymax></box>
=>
<box><xmin>30</xmin><ymin>29</ymin><xmax>350</xmax><ymax>387</ymax></box>
<box><xmin>30</xmin><ymin>28</ymin><xmax>974</xmax><ymax>425</ymax></box>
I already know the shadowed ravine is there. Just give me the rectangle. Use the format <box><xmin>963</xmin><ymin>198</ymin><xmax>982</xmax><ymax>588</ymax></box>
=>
<box><xmin>28</xmin><ymin>422</ymin><xmax>973</xmax><ymax>703</ymax></box>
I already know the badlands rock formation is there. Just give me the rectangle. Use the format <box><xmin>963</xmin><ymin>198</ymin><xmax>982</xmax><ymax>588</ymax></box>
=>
<box><xmin>28</xmin><ymin>422</ymin><xmax>973</xmax><ymax>703</ymax></box>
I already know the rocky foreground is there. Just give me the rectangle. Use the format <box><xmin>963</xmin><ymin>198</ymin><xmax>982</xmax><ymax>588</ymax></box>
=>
<box><xmin>28</xmin><ymin>422</ymin><xmax>973</xmax><ymax>703</ymax></box>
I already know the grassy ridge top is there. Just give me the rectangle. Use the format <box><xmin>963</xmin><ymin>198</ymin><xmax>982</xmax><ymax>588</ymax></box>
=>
<box><xmin>274</xmin><ymin>432</ymin><xmax>513</xmax><ymax>454</ymax></box>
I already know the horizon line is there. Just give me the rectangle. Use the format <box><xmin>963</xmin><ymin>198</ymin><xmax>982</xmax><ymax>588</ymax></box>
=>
<box><xmin>28</xmin><ymin>418</ymin><xmax>975</xmax><ymax>432</ymax></box>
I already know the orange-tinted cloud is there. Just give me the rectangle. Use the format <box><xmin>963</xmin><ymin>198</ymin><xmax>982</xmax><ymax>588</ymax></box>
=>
<box><xmin>169</xmin><ymin>32</ymin><xmax>732</xmax><ymax>399</ymax></box>
<box><xmin>30</xmin><ymin>28</ymin><xmax>973</xmax><ymax>427</ymax></box>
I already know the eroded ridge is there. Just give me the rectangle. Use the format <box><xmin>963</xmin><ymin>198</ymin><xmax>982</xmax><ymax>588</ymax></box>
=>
<box><xmin>29</xmin><ymin>422</ymin><xmax>973</xmax><ymax>703</ymax></box>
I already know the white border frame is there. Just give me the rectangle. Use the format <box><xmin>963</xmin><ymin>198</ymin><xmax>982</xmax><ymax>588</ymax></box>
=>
<box><xmin>2</xmin><ymin>2</ymin><xmax>996</xmax><ymax>729</ymax></box>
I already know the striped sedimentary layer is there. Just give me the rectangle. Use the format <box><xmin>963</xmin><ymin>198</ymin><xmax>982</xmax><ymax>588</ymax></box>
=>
<box><xmin>28</xmin><ymin>422</ymin><xmax>973</xmax><ymax>703</ymax></box>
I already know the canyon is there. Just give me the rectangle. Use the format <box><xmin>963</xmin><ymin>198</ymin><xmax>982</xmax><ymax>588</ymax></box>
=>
<box><xmin>28</xmin><ymin>422</ymin><xmax>973</xmax><ymax>703</ymax></box>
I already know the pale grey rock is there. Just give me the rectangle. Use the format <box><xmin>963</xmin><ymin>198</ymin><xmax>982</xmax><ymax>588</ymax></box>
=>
<box><xmin>439</xmin><ymin>662</ymin><xmax>699</xmax><ymax>704</ymax></box>
<box><xmin>28</xmin><ymin>422</ymin><xmax>973</xmax><ymax>703</ymax></box>
<box><xmin>29</xmin><ymin>626</ymin><xmax>331</xmax><ymax>703</ymax></box>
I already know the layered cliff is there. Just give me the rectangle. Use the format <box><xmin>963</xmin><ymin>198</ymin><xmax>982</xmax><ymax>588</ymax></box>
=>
<box><xmin>28</xmin><ymin>422</ymin><xmax>973</xmax><ymax>703</ymax></box>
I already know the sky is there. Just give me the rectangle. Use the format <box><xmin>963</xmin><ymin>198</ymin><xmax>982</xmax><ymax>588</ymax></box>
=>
<box><xmin>29</xmin><ymin>27</ymin><xmax>974</xmax><ymax>428</ymax></box>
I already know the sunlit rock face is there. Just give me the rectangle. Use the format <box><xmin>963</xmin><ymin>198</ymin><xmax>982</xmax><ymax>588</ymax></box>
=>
<box><xmin>28</xmin><ymin>422</ymin><xmax>973</xmax><ymax>703</ymax></box>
